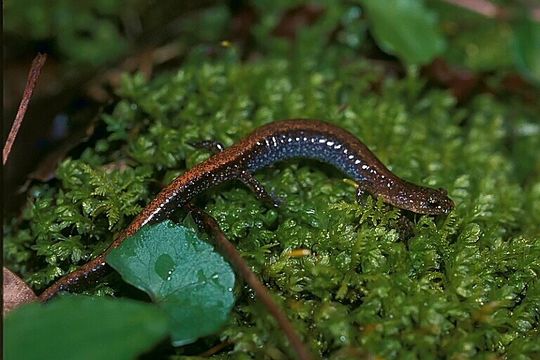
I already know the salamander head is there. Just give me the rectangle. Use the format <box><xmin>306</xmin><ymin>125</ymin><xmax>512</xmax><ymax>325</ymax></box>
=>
<box><xmin>384</xmin><ymin>185</ymin><xmax>454</xmax><ymax>215</ymax></box>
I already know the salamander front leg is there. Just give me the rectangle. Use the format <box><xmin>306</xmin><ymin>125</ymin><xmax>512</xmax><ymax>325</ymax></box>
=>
<box><xmin>355</xmin><ymin>181</ymin><xmax>372</xmax><ymax>205</ymax></box>
<box><xmin>190</xmin><ymin>139</ymin><xmax>280</xmax><ymax>207</ymax></box>
<box><xmin>239</xmin><ymin>171</ymin><xmax>281</xmax><ymax>208</ymax></box>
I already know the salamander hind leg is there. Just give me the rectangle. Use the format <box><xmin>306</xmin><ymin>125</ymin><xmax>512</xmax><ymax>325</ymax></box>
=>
<box><xmin>239</xmin><ymin>171</ymin><xmax>281</xmax><ymax>208</ymax></box>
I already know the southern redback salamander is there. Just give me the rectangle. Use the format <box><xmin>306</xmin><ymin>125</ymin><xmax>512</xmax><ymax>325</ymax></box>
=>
<box><xmin>39</xmin><ymin>119</ymin><xmax>453</xmax><ymax>300</ymax></box>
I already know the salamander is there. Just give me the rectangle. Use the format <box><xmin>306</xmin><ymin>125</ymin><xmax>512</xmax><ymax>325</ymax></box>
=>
<box><xmin>39</xmin><ymin>119</ymin><xmax>453</xmax><ymax>301</ymax></box>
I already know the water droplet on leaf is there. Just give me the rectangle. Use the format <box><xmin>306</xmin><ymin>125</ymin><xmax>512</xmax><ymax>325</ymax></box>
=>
<box><xmin>155</xmin><ymin>254</ymin><xmax>175</xmax><ymax>281</ymax></box>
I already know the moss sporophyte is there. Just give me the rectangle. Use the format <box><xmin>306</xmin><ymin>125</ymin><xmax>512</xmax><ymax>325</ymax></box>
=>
<box><xmin>5</xmin><ymin>59</ymin><xmax>540</xmax><ymax>358</ymax></box>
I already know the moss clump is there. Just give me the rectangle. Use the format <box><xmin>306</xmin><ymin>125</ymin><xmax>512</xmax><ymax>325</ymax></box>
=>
<box><xmin>4</xmin><ymin>50</ymin><xmax>539</xmax><ymax>358</ymax></box>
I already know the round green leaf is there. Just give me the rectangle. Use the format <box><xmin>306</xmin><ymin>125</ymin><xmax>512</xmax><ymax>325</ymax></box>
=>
<box><xmin>362</xmin><ymin>0</ymin><xmax>445</xmax><ymax>64</ymax></box>
<box><xmin>106</xmin><ymin>221</ymin><xmax>236</xmax><ymax>346</ymax></box>
<box><xmin>4</xmin><ymin>296</ymin><xmax>168</xmax><ymax>360</ymax></box>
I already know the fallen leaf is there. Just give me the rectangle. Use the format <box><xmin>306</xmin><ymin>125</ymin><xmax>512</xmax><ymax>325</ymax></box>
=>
<box><xmin>272</xmin><ymin>4</ymin><xmax>325</xmax><ymax>40</ymax></box>
<box><xmin>423</xmin><ymin>57</ymin><xmax>480</xmax><ymax>102</ymax></box>
<box><xmin>3</xmin><ymin>267</ymin><xmax>38</xmax><ymax>314</ymax></box>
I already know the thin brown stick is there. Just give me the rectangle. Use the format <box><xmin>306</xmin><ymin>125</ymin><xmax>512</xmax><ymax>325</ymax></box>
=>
<box><xmin>187</xmin><ymin>205</ymin><xmax>314</xmax><ymax>360</ymax></box>
<box><xmin>442</xmin><ymin>0</ymin><xmax>499</xmax><ymax>17</ymax></box>
<box><xmin>441</xmin><ymin>0</ymin><xmax>540</xmax><ymax>21</ymax></box>
<box><xmin>3</xmin><ymin>53</ymin><xmax>47</xmax><ymax>165</ymax></box>
<box><xmin>197</xmin><ymin>340</ymin><xmax>233</xmax><ymax>357</ymax></box>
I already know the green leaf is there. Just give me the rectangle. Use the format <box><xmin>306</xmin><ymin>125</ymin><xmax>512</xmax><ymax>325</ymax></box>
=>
<box><xmin>106</xmin><ymin>220</ymin><xmax>236</xmax><ymax>346</ymax></box>
<box><xmin>4</xmin><ymin>296</ymin><xmax>168</xmax><ymax>360</ymax></box>
<box><xmin>362</xmin><ymin>0</ymin><xmax>445</xmax><ymax>64</ymax></box>
<box><xmin>512</xmin><ymin>16</ymin><xmax>540</xmax><ymax>84</ymax></box>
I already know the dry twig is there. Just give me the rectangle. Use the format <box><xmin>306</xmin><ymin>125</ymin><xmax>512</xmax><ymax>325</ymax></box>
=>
<box><xmin>3</xmin><ymin>53</ymin><xmax>47</xmax><ymax>165</ymax></box>
<box><xmin>442</xmin><ymin>0</ymin><xmax>540</xmax><ymax>21</ymax></box>
<box><xmin>187</xmin><ymin>204</ymin><xmax>314</xmax><ymax>360</ymax></box>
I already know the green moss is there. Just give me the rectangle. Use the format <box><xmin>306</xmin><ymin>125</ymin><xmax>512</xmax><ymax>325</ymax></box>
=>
<box><xmin>4</xmin><ymin>51</ymin><xmax>539</xmax><ymax>358</ymax></box>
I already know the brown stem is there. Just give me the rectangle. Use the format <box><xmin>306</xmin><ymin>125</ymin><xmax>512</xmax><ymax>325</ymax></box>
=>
<box><xmin>442</xmin><ymin>0</ymin><xmax>499</xmax><ymax>18</ymax></box>
<box><xmin>197</xmin><ymin>340</ymin><xmax>233</xmax><ymax>357</ymax></box>
<box><xmin>441</xmin><ymin>0</ymin><xmax>540</xmax><ymax>21</ymax></box>
<box><xmin>3</xmin><ymin>53</ymin><xmax>47</xmax><ymax>165</ymax></box>
<box><xmin>187</xmin><ymin>204</ymin><xmax>315</xmax><ymax>360</ymax></box>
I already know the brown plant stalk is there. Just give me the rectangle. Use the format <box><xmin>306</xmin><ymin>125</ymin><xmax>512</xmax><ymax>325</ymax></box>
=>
<box><xmin>441</xmin><ymin>0</ymin><xmax>540</xmax><ymax>21</ymax></box>
<box><xmin>3</xmin><ymin>53</ymin><xmax>47</xmax><ymax>165</ymax></box>
<box><xmin>187</xmin><ymin>204</ymin><xmax>315</xmax><ymax>360</ymax></box>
